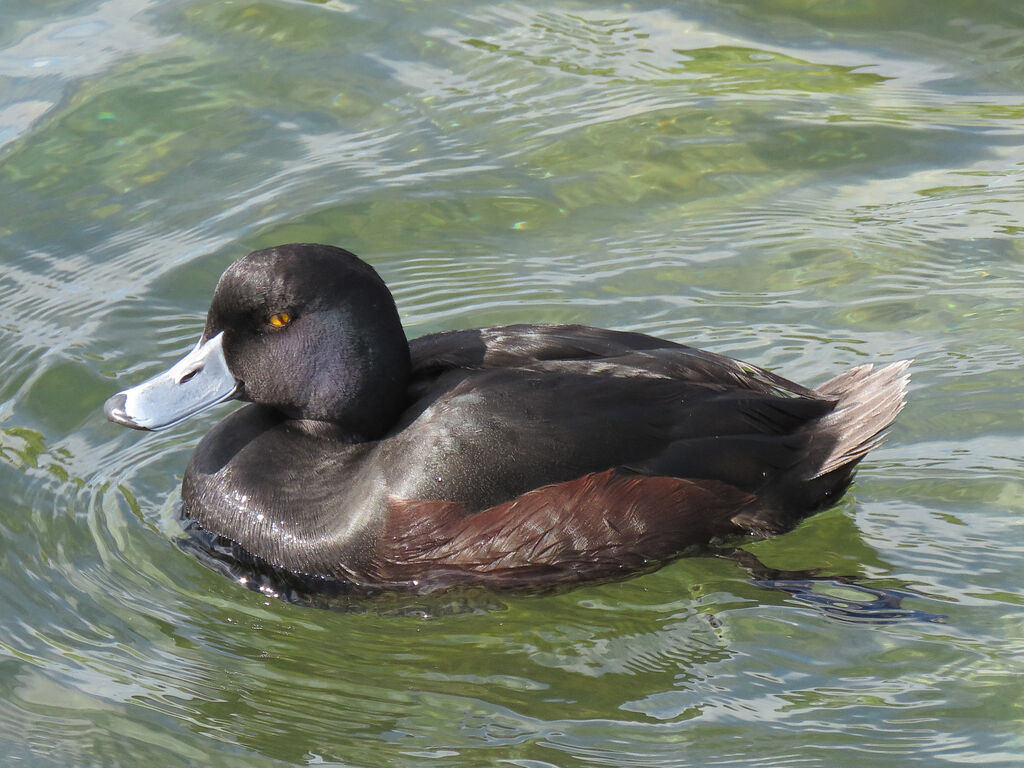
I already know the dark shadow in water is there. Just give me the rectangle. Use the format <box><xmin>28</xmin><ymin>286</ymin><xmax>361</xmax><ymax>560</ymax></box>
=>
<box><xmin>714</xmin><ymin>546</ymin><xmax>946</xmax><ymax>624</ymax></box>
<box><xmin>752</xmin><ymin>578</ymin><xmax>946</xmax><ymax>624</ymax></box>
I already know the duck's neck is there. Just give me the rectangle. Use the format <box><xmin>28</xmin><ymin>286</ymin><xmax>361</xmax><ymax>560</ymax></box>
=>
<box><xmin>286</xmin><ymin>313</ymin><xmax>411</xmax><ymax>443</ymax></box>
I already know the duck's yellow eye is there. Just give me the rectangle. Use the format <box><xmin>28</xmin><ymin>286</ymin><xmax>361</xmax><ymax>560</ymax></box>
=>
<box><xmin>269</xmin><ymin>312</ymin><xmax>291</xmax><ymax>328</ymax></box>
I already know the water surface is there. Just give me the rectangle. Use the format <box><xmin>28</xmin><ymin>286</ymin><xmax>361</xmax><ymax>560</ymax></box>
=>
<box><xmin>1</xmin><ymin>0</ymin><xmax>1023</xmax><ymax>765</ymax></box>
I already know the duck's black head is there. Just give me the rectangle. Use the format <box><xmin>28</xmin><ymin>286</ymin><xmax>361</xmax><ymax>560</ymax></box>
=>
<box><xmin>105</xmin><ymin>244</ymin><xmax>411</xmax><ymax>440</ymax></box>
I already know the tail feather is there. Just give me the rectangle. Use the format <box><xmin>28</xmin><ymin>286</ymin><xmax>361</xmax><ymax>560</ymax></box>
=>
<box><xmin>731</xmin><ymin>360</ymin><xmax>910</xmax><ymax>536</ymax></box>
<box><xmin>809</xmin><ymin>360</ymin><xmax>911</xmax><ymax>478</ymax></box>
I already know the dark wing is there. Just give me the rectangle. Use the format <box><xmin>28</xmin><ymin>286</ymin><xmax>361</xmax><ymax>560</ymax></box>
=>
<box><xmin>403</xmin><ymin>324</ymin><xmax>838</xmax><ymax>511</ymax></box>
<box><xmin>382</xmin><ymin>360</ymin><xmax>837</xmax><ymax>516</ymax></box>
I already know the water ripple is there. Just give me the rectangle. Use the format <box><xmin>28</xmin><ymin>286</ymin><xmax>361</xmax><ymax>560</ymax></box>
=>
<box><xmin>1</xmin><ymin>0</ymin><xmax>1023</xmax><ymax>765</ymax></box>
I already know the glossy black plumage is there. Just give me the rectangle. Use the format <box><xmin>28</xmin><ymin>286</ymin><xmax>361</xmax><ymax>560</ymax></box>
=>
<box><xmin>109</xmin><ymin>244</ymin><xmax>910</xmax><ymax>592</ymax></box>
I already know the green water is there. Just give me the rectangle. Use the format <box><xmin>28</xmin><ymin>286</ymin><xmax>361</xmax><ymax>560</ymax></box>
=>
<box><xmin>2</xmin><ymin>0</ymin><xmax>1023</xmax><ymax>765</ymax></box>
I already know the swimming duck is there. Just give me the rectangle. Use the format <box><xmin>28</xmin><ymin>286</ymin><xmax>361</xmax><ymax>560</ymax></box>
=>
<box><xmin>104</xmin><ymin>243</ymin><xmax>909</xmax><ymax>592</ymax></box>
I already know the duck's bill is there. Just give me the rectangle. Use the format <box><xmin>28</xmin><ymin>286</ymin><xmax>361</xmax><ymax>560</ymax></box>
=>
<box><xmin>104</xmin><ymin>331</ymin><xmax>239</xmax><ymax>431</ymax></box>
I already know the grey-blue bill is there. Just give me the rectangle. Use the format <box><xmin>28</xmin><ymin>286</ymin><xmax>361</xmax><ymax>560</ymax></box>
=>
<box><xmin>104</xmin><ymin>331</ymin><xmax>239</xmax><ymax>431</ymax></box>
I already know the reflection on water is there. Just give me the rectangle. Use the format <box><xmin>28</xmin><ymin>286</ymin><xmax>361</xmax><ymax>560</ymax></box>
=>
<box><xmin>753</xmin><ymin>579</ymin><xmax>946</xmax><ymax>624</ymax></box>
<box><xmin>2</xmin><ymin>0</ymin><xmax>1024</xmax><ymax>765</ymax></box>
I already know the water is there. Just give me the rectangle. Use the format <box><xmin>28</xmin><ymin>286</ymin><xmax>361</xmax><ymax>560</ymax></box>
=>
<box><xmin>2</xmin><ymin>0</ymin><xmax>1023</xmax><ymax>765</ymax></box>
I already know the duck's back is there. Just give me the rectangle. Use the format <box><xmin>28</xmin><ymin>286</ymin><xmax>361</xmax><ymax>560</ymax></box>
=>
<box><xmin>408</xmin><ymin>324</ymin><xmax>820</xmax><ymax>397</ymax></box>
<box><xmin>398</xmin><ymin>326</ymin><xmax>875</xmax><ymax>511</ymax></box>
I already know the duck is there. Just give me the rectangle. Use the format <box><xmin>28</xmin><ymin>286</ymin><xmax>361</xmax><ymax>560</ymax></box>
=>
<box><xmin>104</xmin><ymin>243</ymin><xmax>910</xmax><ymax>593</ymax></box>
